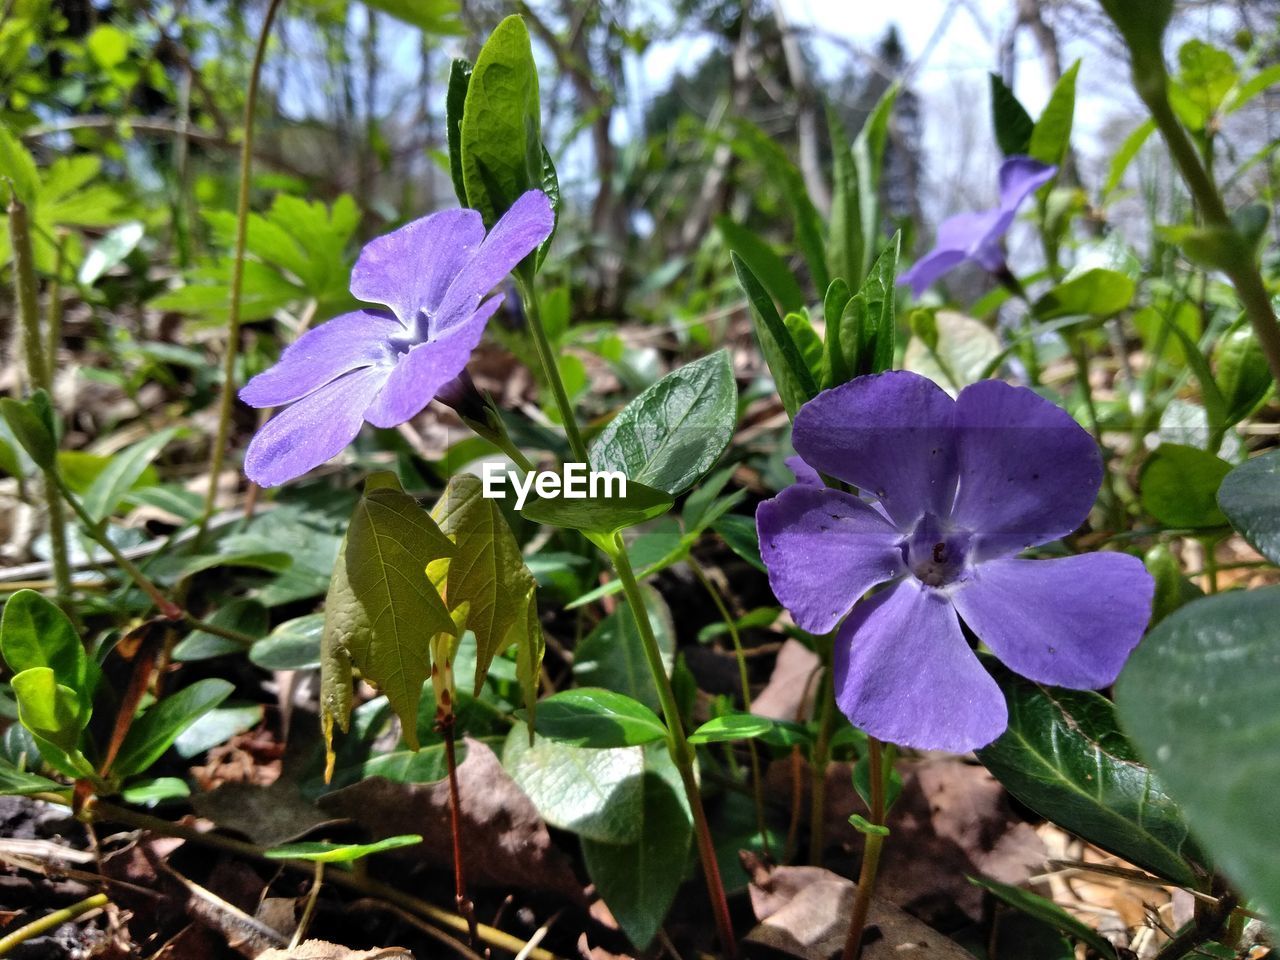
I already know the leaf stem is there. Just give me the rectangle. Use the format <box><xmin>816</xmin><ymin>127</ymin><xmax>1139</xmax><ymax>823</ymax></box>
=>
<box><xmin>609</xmin><ymin>535</ymin><xmax>738</xmax><ymax>959</ymax></box>
<box><xmin>841</xmin><ymin>736</ymin><xmax>888</xmax><ymax>960</ymax></box>
<box><xmin>199</xmin><ymin>0</ymin><xmax>283</xmax><ymax>538</ymax></box>
<box><xmin>0</xmin><ymin>892</ymin><xmax>109</xmax><ymax>954</ymax></box>
<box><xmin>515</xmin><ymin>271</ymin><xmax>589</xmax><ymax>465</ymax></box>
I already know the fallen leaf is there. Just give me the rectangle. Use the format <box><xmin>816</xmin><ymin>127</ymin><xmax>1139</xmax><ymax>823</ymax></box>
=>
<box><xmin>318</xmin><ymin>738</ymin><xmax>583</xmax><ymax>900</ymax></box>
<box><xmin>256</xmin><ymin>941</ymin><xmax>413</xmax><ymax>959</ymax></box>
<box><xmin>750</xmin><ymin>639</ymin><xmax>820</xmax><ymax>722</ymax></box>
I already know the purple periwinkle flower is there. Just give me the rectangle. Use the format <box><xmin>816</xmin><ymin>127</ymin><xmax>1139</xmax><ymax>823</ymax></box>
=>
<box><xmin>898</xmin><ymin>157</ymin><xmax>1057</xmax><ymax>297</ymax></box>
<box><xmin>756</xmin><ymin>371</ymin><xmax>1153</xmax><ymax>753</ymax></box>
<box><xmin>239</xmin><ymin>190</ymin><xmax>555</xmax><ymax>487</ymax></box>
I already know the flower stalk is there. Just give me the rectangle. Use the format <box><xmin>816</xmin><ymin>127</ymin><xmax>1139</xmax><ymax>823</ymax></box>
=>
<box><xmin>841</xmin><ymin>736</ymin><xmax>888</xmax><ymax>960</ymax></box>
<box><xmin>7</xmin><ymin>192</ymin><xmax>73</xmax><ymax>614</ymax></box>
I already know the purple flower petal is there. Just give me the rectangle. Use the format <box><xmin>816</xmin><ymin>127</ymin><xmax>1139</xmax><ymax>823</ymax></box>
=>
<box><xmin>784</xmin><ymin>455</ymin><xmax>822</xmax><ymax>486</ymax></box>
<box><xmin>239</xmin><ymin>310</ymin><xmax>399</xmax><ymax>409</ymax></box>
<box><xmin>952</xmin><ymin>553</ymin><xmax>1153</xmax><ymax>689</ymax></box>
<box><xmin>898</xmin><ymin>247</ymin><xmax>969</xmax><ymax>297</ymax></box>
<box><xmin>934</xmin><ymin>210</ymin><xmax>1002</xmax><ymax>252</ymax></box>
<box><xmin>757</xmin><ymin>485</ymin><xmax>905</xmax><ymax>634</ymax></box>
<box><xmin>833</xmin><ymin>579</ymin><xmax>1007</xmax><ymax>752</ymax></box>
<box><xmin>243</xmin><ymin>364</ymin><xmax>392</xmax><ymax>487</ymax></box>
<box><xmin>363</xmin><ymin>296</ymin><xmax>504</xmax><ymax>429</ymax></box>
<box><xmin>434</xmin><ymin>191</ymin><xmax>554</xmax><ymax>333</ymax></box>
<box><xmin>350</xmin><ymin>209</ymin><xmax>485</xmax><ymax>328</ymax></box>
<box><xmin>793</xmin><ymin>371</ymin><xmax>959</xmax><ymax>528</ymax></box>
<box><xmin>997</xmin><ymin>156</ymin><xmax>1058</xmax><ymax>213</ymax></box>
<box><xmin>950</xmin><ymin>380</ymin><xmax>1102</xmax><ymax>559</ymax></box>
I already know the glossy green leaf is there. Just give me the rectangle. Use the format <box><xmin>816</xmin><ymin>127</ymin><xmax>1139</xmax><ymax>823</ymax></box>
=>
<box><xmin>503</xmin><ymin>728</ymin><xmax>644</xmax><ymax>844</ymax></box>
<box><xmin>716</xmin><ymin>217</ymin><xmax>803</xmax><ymax>316</ymax></box>
<box><xmin>591</xmin><ymin>350</ymin><xmax>737</xmax><ymax>496</ymax></box>
<box><xmin>265</xmin><ymin>834</ymin><xmax>424</xmax><ymax>863</ymax></box>
<box><xmin>581</xmin><ymin>746</ymin><xmax>691</xmax><ymax>950</ymax></box>
<box><xmin>990</xmin><ymin>73</ymin><xmax>1034</xmax><ymax>156</ymax></box>
<box><xmin>11</xmin><ymin>668</ymin><xmax>85</xmax><ymax>754</ymax></box>
<box><xmin>1116</xmin><ymin>587</ymin><xmax>1280</xmax><ymax>920</ymax></box>
<box><xmin>83</xmin><ymin>427</ymin><xmax>176</xmax><ymax>522</ymax></box>
<box><xmin>829</xmin><ymin>234</ymin><xmax>900</xmax><ymax>383</ymax></box>
<box><xmin>977</xmin><ymin>667</ymin><xmax>1200</xmax><ymax>886</ymax></box>
<box><xmin>1028</xmin><ymin>61</ymin><xmax>1080</xmax><ymax>166</ymax></box>
<box><xmin>532</xmin><ymin>688</ymin><xmax>667</xmax><ymax>749</ymax></box>
<box><xmin>827</xmin><ymin>107</ymin><xmax>863</xmax><ymax>286</ymax></box>
<box><xmin>0</xmin><ymin>757</ymin><xmax>62</xmax><ymax>796</ymax></box>
<box><xmin>968</xmin><ymin>876</ymin><xmax>1116</xmax><ymax>958</ymax></box>
<box><xmin>688</xmin><ymin>713</ymin><xmax>776</xmax><ymax>745</ymax></box>
<box><xmin>250</xmin><ymin>614</ymin><xmax>323</xmax><ymax>671</ymax></box>
<box><xmin>1102</xmin><ymin>120</ymin><xmax>1155</xmax><ymax>198</ymax></box>
<box><xmin>1215</xmin><ymin>327</ymin><xmax>1273</xmax><ymax>425</ymax></box>
<box><xmin>711</xmin><ymin>513</ymin><xmax>764</xmax><ymax>572</ymax></box>
<box><xmin>0</xmin><ymin>396</ymin><xmax>55</xmax><ymax>469</ymax></box>
<box><xmin>112</xmin><ymin>678</ymin><xmax>234</xmax><ymax>777</ymax></box>
<box><xmin>1032</xmin><ymin>268</ymin><xmax>1134</xmax><ymax>320</ymax></box>
<box><xmin>733</xmin><ymin>252</ymin><xmax>818</xmax><ymax>418</ymax></box>
<box><xmin>521</xmin><ymin>478</ymin><xmax>674</xmax><ymax>536</ymax></box>
<box><xmin>459</xmin><ymin>15</ymin><xmax>543</xmax><ymax>230</ymax></box>
<box><xmin>1140</xmin><ymin>443</ymin><xmax>1231</xmax><ymax>528</ymax></box>
<box><xmin>322</xmin><ymin>475</ymin><xmax>456</xmax><ymax>753</ymax></box>
<box><xmin>1</xmin><ymin>590</ymin><xmax>91</xmax><ymax>706</ymax></box>
<box><xmin>574</xmin><ymin>585</ymin><xmax>673</xmax><ymax>713</ymax></box>
<box><xmin>1217</xmin><ymin>450</ymin><xmax>1280</xmax><ymax>564</ymax></box>
<box><xmin>430</xmin><ymin>473</ymin><xmax>537</xmax><ymax>693</ymax></box>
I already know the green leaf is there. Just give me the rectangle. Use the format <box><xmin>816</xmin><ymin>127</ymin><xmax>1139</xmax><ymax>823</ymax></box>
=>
<box><xmin>0</xmin><ymin>123</ymin><xmax>39</xmax><ymax>205</ymax></box>
<box><xmin>716</xmin><ymin>218</ymin><xmax>804</xmax><ymax>316</ymax></box>
<box><xmin>1140</xmin><ymin>443</ymin><xmax>1231</xmax><ymax>528</ymax></box>
<box><xmin>1</xmin><ymin>590</ymin><xmax>90</xmax><ymax>702</ymax></box>
<box><xmin>1144</xmin><ymin>543</ymin><xmax>1203</xmax><ymax>628</ymax></box>
<box><xmin>82</xmin><ymin>428</ymin><xmax>177</xmax><ymax>523</ymax></box>
<box><xmin>732</xmin><ymin>253</ymin><xmax>818</xmax><ymax>418</ymax></box>
<box><xmin>1169</xmin><ymin>40</ymin><xmax>1237</xmax><ymax>131</ymax></box>
<box><xmin>430</xmin><ymin>473</ymin><xmax>536</xmax><ymax>693</ymax></box>
<box><xmin>120</xmin><ymin>777</ymin><xmax>190</xmax><ymax>805</ymax></box>
<box><xmin>1215</xmin><ymin>327</ymin><xmax>1273</xmax><ymax>425</ymax></box>
<box><xmin>532</xmin><ymin>688</ymin><xmax>668</xmax><ymax>749</ymax></box>
<box><xmin>968</xmin><ymin>876</ymin><xmax>1117</xmax><ymax>959</ymax></box>
<box><xmin>0</xmin><ymin>396</ymin><xmax>55</xmax><ymax>469</ymax></box>
<box><xmin>173</xmin><ymin>599</ymin><xmax>267</xmax><ymax>661</ymax></box>
<box><xmin>1028</xmin><ymin>61</ymin><xmax>1080</xmax><ymax>166</ymax></box>
<box><xmin>1225</xmin><ymin>62</ymin><xmax>1280</xmax><ymax>114</ymax></box>
<box><xmin>904</xmin><ymin>310</ymin><xmax>1000</xmax><ymax>392</ymax></box>
<box><xmin>1116</xmin><ymin>587</ymin><xmax>1280</xmax><ymax>920</ymax></box>
<box><xmin>1217</xmin><ymin>450</ymin><xmax>1280</xmax><ymax>564</ymax></box>
<box><xmin>521</xmin><ymin>478</ymin><xmax>674</xmax><ymax>536</ymax></box>
<box><xmin>86</xmin><ymin>24</ymin><xmax>129</xmax><ymax>68</ymax></box>
<box><xmin>503</xmin><ymin>728</ymin><xmax>644</xmax><ymax>843</ymax></box>
<box><xmin>590</xmin><ymin>351</ymin><xmax>737</xmax><ymax>496</ymax></box>
<box><xmin>112</xmin><ymin>679</ymin><xmax>234</xmax><ymax>777</ymax></box>
<box><xmin>446</xmin><ymin>58</ymin><xmax>473</xmax><ymax>207</ymax></box>
<box><xmin>581</xmin><ymin>746</ymin><xmax>691</xmax><ymax>950</ymax></box>
<box><xmin>977</xmin><ymin>667</ymin><xmax>1200</xmax><ymax>886</ymax></box>
<box><xmin>265</xmin><ymin>834</ymin><xmax>424</xmax><ymax>863</ymax></box>
<box><xmin>827</xmin><ymin>107</ymin><xmax>863</xmax><ymax>286</ymax></box>
<box><xmin>322</xmin><ymin>475</ymin><xmax>456</xmax><ymax>753</ymax></box>
<box><xmin>512</xmin><ymin>587</ymin><xmax>545</xmax><ymax>740</ymax></box>
<box><xmin>574</xmin><ymin>585</ymin><xmax>673</xmax><ymax>713</ymax></box>
<box><xmin>711</xmin><ymin>513</ymin><xmax>764</xmax><ymax>572</ymax></box>
<box><xmin>688</xmin><ymin>713</ymin><xmax>776</xmax><ymax>745</ymax></box>
<box><xmin>990</xmin><ymin>73</ymin><xmax>1035</xmax><ymax>156</ymax></box>
<box><xmin>0</xmin><ymin>757</ymin><xmax>61</xmax><ymax>796</ymax></box>
<box><xmin>1032</xmin><ymin>268</ymin><xmax>1135</xmax><ymax>320</ymax></box>
<box><xmin>359</xmin><ymin>0</ymin><xmax>461</xmax><ymax>33</ymax></box>
<box><xmin>251</xmin><ymin>614</ymin><xmax>323</xmax><ymax>671</ymax></box>
<box><xmin>11</xmin><ymin>668</ymin><xmax>86</xmax><ymax>754</ymax></box>
<box><xmin>459</xmin><ymin>15</ymin><xmax>543</xmax><ymax>230</ymax></box>
<box><xmin>1102</xmin><ymin>120</ymin><xmax>1155</xmax><ymax>198</ymax></box>
<box><xmin>79</xmin><ymin>221</ymin><xmax>144</xmax><ymax>286</ymax></box>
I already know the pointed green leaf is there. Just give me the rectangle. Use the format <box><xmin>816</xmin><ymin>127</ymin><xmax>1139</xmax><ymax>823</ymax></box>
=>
<box><xmin>520</xmin><ymin>477</ymin><xmax>674</xmax><ymax>536</ymax></box>
<box><xmin>112</xmin><ymin>678</ymin><xmax>234</xmax><ymax>777</ymax></box>
<box><xmin>1029</xmin><ymin>61</ymin><xmax>1080</xmax><ymax>166</ymax></box>
<box><xmin>716</xmin><ymin>217</ymin><xmax>804</xmax><ymax>316</ymax></box>
<box><xmin>990</xmin><ymin>74</ymin><xmax>1035</xmax><ymax>156</ymax></box>
<box><xmin>968</xmin><ymin>876</ymin><xmax>1117</xmax><ymax>958</ymax></box>
<box><xmin>83</xmin><ymin>428</ymin><xmax>177</xmax><ymax>522</ymax></box>
<box><xmin>533</xmin><ymin>688</ymin><xmax>667</xmax><ymax>748</ymax></box>
<box><xmin>0</xmin><ymin>757</ymin><xmax>61</xmax><ymax>796</ymax></box>
<box><xmin>732</xmin><ymin>253</ymin><xmax>818</xmax><ymax>418</ymax></box>
<box><xmin>446</xmin><ymin>57</ymin><xmax>473</xmax><ymax>207</ymax></box>
<box><xmin>265</xmin><ymin>834</ymin><xmax>424</xmax><ymax>864</ymax></box>
<box><xmin>827</xmin><ymin>107</ymin><xmax>863</xmax><ymax>286</ymax></box>
<box><xmin>591</xmin><ymin>350</ymin><xmax>737</xmax><ymax>496</ymax></box>
<box><xmin>0</xmin><ymin>396</ymin><xmax>55</xmax><ymax>469</ymax></box>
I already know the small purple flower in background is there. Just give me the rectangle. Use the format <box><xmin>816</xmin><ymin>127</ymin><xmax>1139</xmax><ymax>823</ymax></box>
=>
<box><xmin>898</xmin><ymin>157</ymin><xmax>1057</xmax><ymax>297</ymax></box>
<box><xmin>757</xmin><ymin>371</ymin><xmax>1153</xmax><ymax>753</ymax></box>
<box><xmin>239</xmin><ymin>190</ymin><xmax>554</xmax><ymax>487</ymax></box>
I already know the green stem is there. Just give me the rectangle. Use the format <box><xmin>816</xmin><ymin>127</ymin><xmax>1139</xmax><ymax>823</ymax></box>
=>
<box><xmin>1137</xmin><ymin>72</ymin><xmax>1280</xmax><ymax>389</ymax></box>
<box><xmin>809</xmin><ymin>663</ymin><xmax>836</xmax><ymax>865</ymax></box>
<box><xmin>0</xmin><ymin>892</ymin><xmax>109</xmax><ymax>954</ymax></box>
<box><xmin>609</xmin><ymin>535</ymin><xmax>738</xmax><ymax>959</ymax></box>
<box><xmin>1068</xmin><ymin>336</ymin><xmax>1125</xmax><ymax>529</ymax></box>
<box><xmin>8</xmin><ymin>193</ymin><xmax>73</xmax><ymax>614</ymax></box>
<box><xmin>841</xmin><ymin>736</ymin><xmax>888</xmax><ymax>960</ymax></box>
<box><xmin>53</xmin><ymin>474</ymin><xmax>182</xmax><ymax>620</ymax></box>
<box><xmin>689</xmin><ymin>556</ymin><xmax>770</xmax><ymax>859</ymax></box>
<box><xmin>199</xmin><ymin>0</ymin><xmax>284</xmax><ymax>538</ymax></box>
<box><xmin>515</xmin><ymin>271</ymin><xmax>589</xmax><ymax>465</ymax></box>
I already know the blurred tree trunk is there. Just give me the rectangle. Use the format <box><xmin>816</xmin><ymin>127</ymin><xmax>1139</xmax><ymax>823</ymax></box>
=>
<box><xmin>773</xmin><ymin>0</ymin><xmax>830</xmax><ymax>214</ymax></box>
